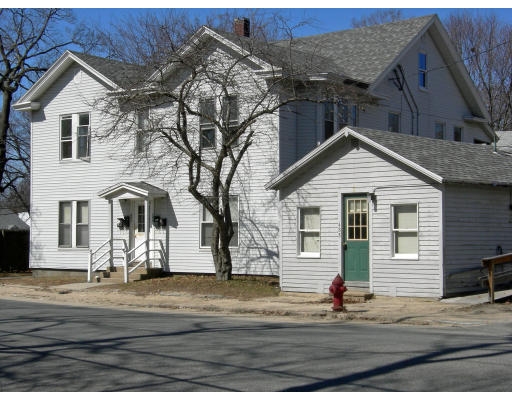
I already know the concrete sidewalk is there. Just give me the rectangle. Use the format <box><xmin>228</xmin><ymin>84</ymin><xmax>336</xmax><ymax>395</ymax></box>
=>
<box><xmin>1</xmin><ymin>281</ymin><xmax>512</xmax><ymax>327</ymax></box>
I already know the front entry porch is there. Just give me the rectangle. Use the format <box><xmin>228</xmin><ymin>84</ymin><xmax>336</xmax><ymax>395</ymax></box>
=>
<box><xmin>88</xmin><ymin>181</ymin><xmax>169</xmax><ymax>283</ymax></box>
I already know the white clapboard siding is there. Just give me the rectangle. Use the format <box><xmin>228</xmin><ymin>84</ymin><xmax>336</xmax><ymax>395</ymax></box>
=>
<box><xmin>279</xmin><ymin>139</ymin><xmax>442</xmax><ymax>296</ymax></box>
<box><xmin>443</xmin><ymin>184</ymin><xmax>512</xmax><ymax>295</ymax></box>
<box><xmin>363</xmin><ymin>30</ymin><xmax>490</xmax><ymax>144</ymax></box>
<box><xmin>30</xmin><ymin>48</ymin><xmax>280</xmax><ymax>276</ymax></box>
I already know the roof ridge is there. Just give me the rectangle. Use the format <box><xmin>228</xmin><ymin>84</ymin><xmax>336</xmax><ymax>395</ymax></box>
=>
<box><xmin>284</xmin><ymin>14</ymin><xmax>435</xmax><ymax>42</ymax></box>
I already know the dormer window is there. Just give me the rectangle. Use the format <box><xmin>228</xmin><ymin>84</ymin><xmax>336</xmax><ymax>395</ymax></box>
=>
<box><xmin>418</xmin><ymin>53</ymin><xmax>427</xmax><ymax>89</ymax></box>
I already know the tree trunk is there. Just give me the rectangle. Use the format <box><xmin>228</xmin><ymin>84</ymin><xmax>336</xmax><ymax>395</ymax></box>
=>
<box><xmin>0</xmin><ymin>90</ymin><xmax>13</xmax><ymax>193</ymax></box>
<box><xmin>211</xmin><ymin>220</ymin><xmax>233</xmax><ymax>281</ymax></box>
<box><xmin>215</xmin><ymin>244</ymin><xmax>233</xmax><ymax>281</ymax></box>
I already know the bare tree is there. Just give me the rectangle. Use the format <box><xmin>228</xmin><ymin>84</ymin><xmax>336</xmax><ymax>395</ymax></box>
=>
<box><xmin>0</xmin><ymin>111</ymin><xmax>30</xmax><ymax>213</ymax></box>
<box><xmin>351</xmin><ymin>9</ymin><xmax>404</xmax><ymax>28</ymax></box>
<box><xmin>445</xmin><ymin>12</ymin><xmax>512</xmax><ymax>131</ymax></box>
<box><xmin>97</xmin><ymin>12</ymin><xmax>373</xmax><ymax>280</ymax></box>
<box><xmin>0</xmin><ymin>8</ymin><xmax>91</xmax><ymax>196</ymax></box>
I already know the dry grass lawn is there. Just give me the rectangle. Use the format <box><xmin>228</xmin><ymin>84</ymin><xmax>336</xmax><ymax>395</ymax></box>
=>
<box><xmin>0</xmin><ymin>273</ymin><xmax>281</xmax><ymax>300</ymax></box>
<box><xmin>104</xmin><ymin>274</ymin><xmax>281</xmax><ymax>299</ymax></box>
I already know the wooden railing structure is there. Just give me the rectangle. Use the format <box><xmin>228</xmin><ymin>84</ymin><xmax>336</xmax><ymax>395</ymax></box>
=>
<box><xmin>481</xmin><ymin>253</ymin><xmax>512</xmax><ymax>303</ymax></box>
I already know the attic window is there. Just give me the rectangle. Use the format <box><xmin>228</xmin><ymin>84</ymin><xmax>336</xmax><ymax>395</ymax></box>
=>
<box><xmin>418</xmin><ymin>53</ymin><xmax>427</xmax><ymax>89</ymax></box>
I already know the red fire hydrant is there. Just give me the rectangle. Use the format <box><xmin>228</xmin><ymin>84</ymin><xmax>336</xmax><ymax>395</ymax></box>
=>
<box><xmin>329</xmin><ymin>274</ymin><xmax>347</xmax><ymax>311</ymax></box>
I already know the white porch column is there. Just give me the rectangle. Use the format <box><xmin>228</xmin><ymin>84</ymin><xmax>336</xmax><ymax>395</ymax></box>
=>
<box><xmin>144</xmin><ymin>197</ymin><xmax>149</xmax><ymax>269</ymax></box>
<box><xmin>109</xmin><ymin>199</ymin><xmax>113</xmax><ymax>268</ymax></box>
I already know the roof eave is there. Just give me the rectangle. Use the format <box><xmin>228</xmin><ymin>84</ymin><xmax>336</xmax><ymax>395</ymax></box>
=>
<box><xmin>266</xmin><ymin>126</ymin><xmax>444</xmax><ymax>190</ymax></box>
<box><xmin>369</xmin><ymin>15</ymin><xmax>436</xmax><ymax>92</ymax></box>
<box><xmin>148</xmin><ymin>26</ymin><xmax>276</xmax><ymax>82</ymax></box>
<box><xmin>14</xmin><ymin>50</ymin><xmax>120</xmax><ymax>109</ymax></box>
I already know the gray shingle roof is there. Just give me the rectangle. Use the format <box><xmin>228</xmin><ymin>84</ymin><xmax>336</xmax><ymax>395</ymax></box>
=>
<box><xmin>273</xmin><ymin>15</ymin><xmax>434</xmax><ymax>84</ymax></box>
<box><xmin>351</xmin><ymin>127</ymin><xmax>512</xmax><ymax>186</ymax></box>
<box><xmin>268</xmin><ymin>126</ymin><xmax>512</xmax><ymax>190</ymax></box>
<box><xmin>70</xmin><ymin>15</ymin><xmax>435</xmax><ymax>89</ymax></box>
<box><xmin>70</xmin><ymin>51</ymin><xmax>149</xmax><ymax>87</ymax></box>
<box><xmin>0</xmin><ymin>209</ymin><xmax>29</xmax><ymax>231</ymax></box>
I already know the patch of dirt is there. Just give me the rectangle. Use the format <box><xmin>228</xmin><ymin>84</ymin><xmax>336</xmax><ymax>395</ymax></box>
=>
<box><xmin>84</xmin><ymin>274</ymin><xmax>281</xmax><ymax>300</ymax></box>
<box><xmin>0</xmin><ymin>273</ymin><xmax>84</xmax><ymax>288</ymax></box>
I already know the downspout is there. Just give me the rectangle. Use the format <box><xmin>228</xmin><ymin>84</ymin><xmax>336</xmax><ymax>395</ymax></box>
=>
<box><xmin>392</xmin><ymin>68</ymin><xmax>414</xmax><ymax>135</ymax></box>
<box><xmin>397</xmin><ymin>65</ymin><xmax>420</xmax><ymax>136</ymax></box>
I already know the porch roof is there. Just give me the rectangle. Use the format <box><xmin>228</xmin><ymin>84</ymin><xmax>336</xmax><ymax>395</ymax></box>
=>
<box><xmin>98</xmin><ymin>181</ymin><xmax>168</xmax><ymax>200</ymax></box>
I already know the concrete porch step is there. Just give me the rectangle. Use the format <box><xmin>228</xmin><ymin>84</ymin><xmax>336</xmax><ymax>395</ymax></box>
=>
<box><xmin>97</xmin><ymin>266</ymin><xmax>163</xmax><ymax>283</ymax></box>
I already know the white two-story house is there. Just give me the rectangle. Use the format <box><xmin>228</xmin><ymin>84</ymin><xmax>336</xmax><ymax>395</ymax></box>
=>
<box><xmin>14</xmin><ymin>15</ymin><xmax>501</xmax><ymax>297</ymax></box>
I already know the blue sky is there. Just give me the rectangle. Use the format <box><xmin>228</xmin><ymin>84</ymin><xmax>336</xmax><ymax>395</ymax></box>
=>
<box><xmin>70</xmin><ymin>5</ymin><xmax>512</xmax><ymax>37</ymax></box>
<box><xmin>19</xmin><ymin>2</ymin><xmax>511</xmax><ymax>38</ymax></box>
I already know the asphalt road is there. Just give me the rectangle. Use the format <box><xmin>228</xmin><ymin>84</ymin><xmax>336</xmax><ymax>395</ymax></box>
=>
<box><xmin>1</xmin><ymin>299</ymin><xmax>511</xmax><ymax>391</ymax></box>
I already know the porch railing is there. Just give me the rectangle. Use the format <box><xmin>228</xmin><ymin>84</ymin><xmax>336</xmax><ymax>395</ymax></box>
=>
<box><xmin>89</xmin><ymin>238</ymin><xmax>167</xmax><ymax>284</ymax></box>
<box><xmin>88</xmin><ymin>238</ymin><xmax>127</xmax><ymax>282</ymax></box>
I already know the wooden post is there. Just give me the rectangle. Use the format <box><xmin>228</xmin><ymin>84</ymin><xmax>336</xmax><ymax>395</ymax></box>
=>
<box><xmin>481</xmin><ymin>253</ymin><xmax>512</xmax><ymax>304</ymax></box>
<box><xmin>488</xmin><ymin>262</ymin><xmax>495</xmax><ymax>304</ymax></box>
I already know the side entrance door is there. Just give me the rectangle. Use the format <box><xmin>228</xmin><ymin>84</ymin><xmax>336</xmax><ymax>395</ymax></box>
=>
<box><xmin>343</xmin><ymin>195</ymin><xmax>369</xmax><ymax>282</ymax></box>
<box><xmin>129</xmin><ymin>200</ymin><xmax>146</xmax><ymax>261</ymax></box>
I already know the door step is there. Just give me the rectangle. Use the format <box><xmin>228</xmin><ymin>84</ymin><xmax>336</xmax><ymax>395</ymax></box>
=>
<box><xmin>98</xmin><ymin>266</ymin><xmax>163</xmax><ymax>283</ymax></box>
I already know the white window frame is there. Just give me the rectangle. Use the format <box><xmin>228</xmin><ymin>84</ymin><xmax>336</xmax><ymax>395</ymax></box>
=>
<box><xmin>135</xmin><ymin>108</ymin><xmax>150</xmax><ymax>154</ymax></box>
<box><xmin>388</xmin><ymin>112</ymin><xmax>400</xmax><ymax>133</ymax></box>
<box><xmin>60</xmin><ymin>112</ymin><xmax>91</xmax><ymax>160</ymax></box>
<box><xmin>391</xmin><ymin>203</ymin><xmax>418</xmax><ymax>260</ymax></box>
<box><xmin>435</xmin><ymin>122</ymin><xmax>445</xmax><ymax>139</ymax></box>
<box><xmin>418</xmin><ymin>52</ymin><xmax>427</xmax><ymax>89</ymax></box>
<box><xmin>297</xmin><ymin>207</ymin><xmax>321</xmax><ymax>258</ymax></box>
<box><xmin>199</xmin><ymin>98</ymin><xmax>216</xmax><ymax>149</ymax></box>
<box><xmin>58</xmin><ymin>200</ymin><xmax>89</xmax><ymax>249</ymax></box>
<box><xmin>221</xmin><ymin>95</ymin><xmax>239</xmax><ymax>146</ymax></box>
<box><xmin>200</xmin><ymin>196</ymin><xmax>239</xmax><ymax>249</ymax></box>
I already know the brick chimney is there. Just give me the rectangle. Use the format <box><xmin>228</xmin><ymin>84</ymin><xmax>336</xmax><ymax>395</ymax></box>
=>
<box><xmin>234</xmin><ymin>17</ymin><xmax>250</xmax><ymax>37</ymax></box>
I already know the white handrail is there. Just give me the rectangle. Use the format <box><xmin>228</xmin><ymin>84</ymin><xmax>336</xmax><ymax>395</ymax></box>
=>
<box><xmin>90</xmin><ymin>237</ymin><xmax>165</xmax><ymax>284</ymax></box>
<box><xmin>88</xmin><ymin>238</ymin><xmax>128</xmax><ymax>283</ymax></box>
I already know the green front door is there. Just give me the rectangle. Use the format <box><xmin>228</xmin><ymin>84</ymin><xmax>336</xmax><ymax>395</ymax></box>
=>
<box><xmin>343</xmin><ymin>196</ymin><xmax>369</xmax><ymax>282</ymax></box>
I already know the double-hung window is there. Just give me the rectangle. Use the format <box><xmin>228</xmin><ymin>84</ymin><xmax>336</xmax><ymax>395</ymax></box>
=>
<box><xmin>324</xmin><ymin>102</ymin><xmax>335</xmax><ymax>139</ymax></box>
<box><xmin>200</xmin><ymin>196</ymin><xmax>239</xmax><ymax>248</ymax></box>
<box><xmin>324</xmin><ymin>101</ymin><xmax>358</xmax><ymax>140</ymax></box>
<box><xmin>435</xmin><ymin>122</ymin><xmax>445</xmax><ymax>139</ymax></box>
<box><xmin>60</xmin><ymin>112</ymin><xmax>91</xmax><ymax>160</ymax></box>
<box><xmin>135</xmin><ymin>108</ymin><xmax>150</xmax><ymax>153</ymax></box>
<box><xmin>388</xmin><ymin>112</ymin><xmax>400</xmax><ymax>133</ymax></box>
<box><xmin>222</xmin><ymin>95</ymin><xmax>239</xmax><ymax>145</ymax></box>
<box><xmin>418</xmin><ymin>53</ymin><xmax>427</xmax><ymax>89</ymax></box>
<box><xmin>298</xmin><ymin>207</ymin><xmax>320</xmax><ymax>257</ymax></box>
<box><xmin>453</xmin><ymin>126</ymin><xmax>463</xmax><ymax>142</ymax></box>
<box><xmin>392</xmin><ymin>204</ymin><xmax>418</xmax><ymax>259</ymax></box>
<box><xmin>59</xmin><ymin>201</ymin><xmax>89</xmax><ymax>248</ymax></box>
<box><xmin>200</xmin><ymin>98</ymin><xmax>216</xmax><ymax>149</ymax></box>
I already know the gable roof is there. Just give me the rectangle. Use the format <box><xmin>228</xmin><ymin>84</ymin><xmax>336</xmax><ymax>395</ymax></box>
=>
<box><xmin>98</xmin><ymin>181</ymin><xmax>168</xmax><ymax>200</ymax></box>
<box><xmin>14</xmin><ymin>14</ymin><xmax>491</xmax><ymax>137</ymax></box>
<box><xmin>0</xmin><ymin>209</ymin><xmax>30</xmax><ymax>231</ymax></box>
<box><xmin>267</xmin><ymin>126</ymin><xmax>512</xmax><ymax>190</ymax></box>
<box><xmin>13</xmin><ymin>51</ymin><xmax>146</xmax><ymax>111</ymax></box>
<box><xmin>274</xmin><ymin>15</ymin><xmax>434</xmax><ymax>85</ymax></box>
<box><xmin>68</xmin><ymin>52</ymin><xmax>148</xmax><ymax>87</ymax></box>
